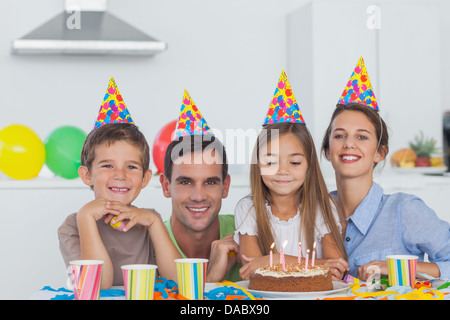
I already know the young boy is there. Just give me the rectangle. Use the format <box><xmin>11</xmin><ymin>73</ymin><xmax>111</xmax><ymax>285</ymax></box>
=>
<box><xmin>58</xmin><ymin>123</ymin><xmax>180</xmax><ymax>289</ymax></box>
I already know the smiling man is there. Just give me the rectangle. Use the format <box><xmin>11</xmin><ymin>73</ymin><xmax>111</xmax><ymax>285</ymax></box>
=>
<box><xmin>160</xmin><ymin>134</ymin><xmax>242</xmax><ymax>282</ymax></box>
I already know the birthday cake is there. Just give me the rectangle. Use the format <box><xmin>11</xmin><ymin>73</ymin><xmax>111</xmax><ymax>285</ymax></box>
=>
<box><xmin>248</xmin><ymin>264</ymin><xmax>333</xmax><ymax>292</ymax></box>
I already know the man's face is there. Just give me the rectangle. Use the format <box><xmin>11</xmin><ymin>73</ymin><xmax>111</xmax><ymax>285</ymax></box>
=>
<box><xmin>161</xmin><ymin>151</ymin><xmax>230</xmax><ymax>233</ymax></box>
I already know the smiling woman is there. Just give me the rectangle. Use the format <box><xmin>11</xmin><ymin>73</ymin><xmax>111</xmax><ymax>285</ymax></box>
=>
<box><xmin>321</xmin><ymin>103</ymin><xmax>450</xmax><ymax>281</ymax></box>
<box><xmin>322</xmin><ymin>104</ymin><xmax>388</xmax><ymax>180</ymax></box>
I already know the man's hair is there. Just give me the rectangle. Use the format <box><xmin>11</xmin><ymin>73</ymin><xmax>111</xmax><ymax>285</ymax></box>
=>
<box><xmin>80</xmin><ymin>123</ymin><xmax>150</xmax><ymax>173</ymax></box>
<box><xmin>163</xmin><ymin>134</ymin><xmax>228</xmax><ymax>182</ymax></box>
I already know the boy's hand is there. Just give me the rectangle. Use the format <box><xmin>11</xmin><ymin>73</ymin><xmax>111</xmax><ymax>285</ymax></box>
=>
<box><xmin>105</xmin><ymin>201</ymin><xmax>157</xmax><ymax>232</ymax></box>
<box><xmin>78</xmin><ymin>199</ymin><xmax>110</xmax><ymax>222</ymax></box>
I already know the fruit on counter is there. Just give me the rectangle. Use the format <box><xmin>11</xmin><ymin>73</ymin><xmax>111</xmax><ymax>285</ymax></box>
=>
<box><xmin>415</xmin><ymin>157</ymin><xmax>431</xmax><ymax>167</ymax></box>
<box><xmin>409</xmin><ymin>131</ymin><xmax>439</xmax><ymax>167</ymax></box>
<box><xmin>390</xmin><ymin>148</ymin><xmax>417</xmax><ymax>167</ymax></box>
<box><xmin>390</xmin><ymin>132</ymin><xmax>445</xmax><ymax>168</ymax></box>
<box><xmin>430</xmin><ymin>157</ymin><xmax>445</xmax><ymax>167</ymax></box>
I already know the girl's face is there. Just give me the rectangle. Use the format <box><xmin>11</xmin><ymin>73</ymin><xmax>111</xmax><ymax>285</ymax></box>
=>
<box><xmin>327</xmin><ymin>110</ymin><xmax>384</xmax><ymax>179</ymax></box>
<box><xmin>258</xmin><ymin>132</ymin><xmax>309</xmax><ymax>199</ymax></box>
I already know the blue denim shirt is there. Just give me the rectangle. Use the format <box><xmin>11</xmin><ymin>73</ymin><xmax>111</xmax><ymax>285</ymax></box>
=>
<box><xmin>331</xmin><ymin>182</ymin><xmax>450</xmax><ymax>279</ymax></box>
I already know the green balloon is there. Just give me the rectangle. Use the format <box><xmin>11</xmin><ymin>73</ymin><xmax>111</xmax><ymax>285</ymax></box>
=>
<box><xmin>44</xmin><ymin>126</ymin><xmax>87</xmax><ymax>179</ymax></box>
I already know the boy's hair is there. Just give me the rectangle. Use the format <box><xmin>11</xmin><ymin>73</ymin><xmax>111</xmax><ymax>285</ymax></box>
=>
<box><xmin>249</xmin><ymin>122</ymin><xmax>347</xmax><ymax>259</ymax></box>
<box><xmin>163</xmin><ymin>134</ymin><xmax>228</xmax><ymax>182</ymax></box>
<box><xmin>80</xmin><ymin>123</ymin><xmax>150</xmax><ymax>173</ymax></box>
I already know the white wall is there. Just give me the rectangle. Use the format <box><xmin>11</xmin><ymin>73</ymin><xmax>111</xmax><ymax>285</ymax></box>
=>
<box><xmin>3</xmin><ymin>0</ymin><xmax>450</xmax><ymax>172</ymax></box>
<box><xmin>1</xmin><ymin>0</ymin><xmax>310</xmax><ymax>158</ymax></box>
<box><xmin>287</xmin><ymin>0</ymin><xmax>446</xmax><ymax>177</ymax></box>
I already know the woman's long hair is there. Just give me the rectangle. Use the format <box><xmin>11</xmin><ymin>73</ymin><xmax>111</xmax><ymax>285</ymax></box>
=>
<box><xmin>249</xmin><ymin>122</ymin><xmax>347</xmax><ymax>260</ymax></box>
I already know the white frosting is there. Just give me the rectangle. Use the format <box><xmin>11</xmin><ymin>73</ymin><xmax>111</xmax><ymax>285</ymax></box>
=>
<box><xmin>254</xmin><ymin>264</ymin><xmax>329</xmax><ymax>278</ymax></box>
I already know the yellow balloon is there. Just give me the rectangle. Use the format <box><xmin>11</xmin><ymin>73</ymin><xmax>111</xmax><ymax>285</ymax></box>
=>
<box><xmin>0</xmin><ymin>124</ymin><xmax>46</xmax><ymax>180</ymax></box>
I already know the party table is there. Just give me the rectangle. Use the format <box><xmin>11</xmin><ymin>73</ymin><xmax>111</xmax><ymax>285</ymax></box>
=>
<box><xmin>28</xmin><ymin>277</ymin><xmax>450</xmax><ymax>300</ymax></box>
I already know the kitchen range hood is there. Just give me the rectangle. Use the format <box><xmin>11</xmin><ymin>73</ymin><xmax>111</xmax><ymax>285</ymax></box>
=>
<box><xmin>12</xmin><ymin>0</ymin><xmax>167</xmax><ymax>56</ymax></box>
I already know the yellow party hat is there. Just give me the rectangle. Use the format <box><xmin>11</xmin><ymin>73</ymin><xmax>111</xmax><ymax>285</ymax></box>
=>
<box><xmin>94</xmin><ymin>77</ymin><xmax>134</xmax><ymax>129</ymax></box>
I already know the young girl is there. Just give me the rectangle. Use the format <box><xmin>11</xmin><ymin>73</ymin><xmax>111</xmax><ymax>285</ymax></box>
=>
<box><xmin>234</xmin><ymin>71</ymin><xmax>348</xmax><ymax>281</ymax></box>
<box><xmin>321</xmin><ymin>57</ymin><xmax>450</xmax><ymax>280</ymax></box>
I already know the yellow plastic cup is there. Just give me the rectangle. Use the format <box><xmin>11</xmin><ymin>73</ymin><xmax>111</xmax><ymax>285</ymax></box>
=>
<box><xmin>121</xmin><ymin>264</ymin><xmax>158</xmax><ymax>300</ymax></box>
<box><xmin>175</xmin><ymin>258</ymin><xmax>208</xmax><ymax>300</ymax></box>
<box><xmin>386</xmin><ymin>255</ymin><xmax>418</xmax><ymax>288</ymax></box>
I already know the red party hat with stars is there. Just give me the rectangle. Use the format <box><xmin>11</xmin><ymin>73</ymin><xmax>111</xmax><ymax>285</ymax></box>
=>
<box><xmin>263</xmin><ymin>70</ymin><xmax>305</xmax><ymax>125</ymax></box>
<box><xmin>172</xmin><ymin>89</ymin><xmax>213</xmax><ymax>139</ymax></box>
<box><xmin>94</xmin><ymin>77</ymin><xmax>134</xmax><ymax>129</ymax></box>
<box><xmin>337</xmin><ymin>57</ymin><xmax>379</xmax><ymax>110</ymax></box>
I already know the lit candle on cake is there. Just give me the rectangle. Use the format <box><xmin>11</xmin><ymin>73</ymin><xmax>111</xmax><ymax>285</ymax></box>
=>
<box><xmin>305</xmin><ymin>249</ymin><xmax>310</xmax><ymax>270</ymax></box>
<box><xmin>270</xmin><ymin>242</ymin><xmax>275</xmax><ymax>267</ymax></box>
<box><xmin>298</xmin><ymin>242</ymin><xmax>302</xmax><ymax>264</ymax></box>
<box><xmin>280</xmin><ymin>240</ymin><xmax>288</xmax><ymax>271</ymax></box>
<box><xmin>312</xmin><ymin>241</ymin><xmax>316</xmax><ymax>267</ymax></box>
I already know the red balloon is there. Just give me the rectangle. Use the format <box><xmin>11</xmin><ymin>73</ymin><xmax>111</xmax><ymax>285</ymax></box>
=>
<box><xmin>152</xmin><ymin>119</ymin><xmax>177</xmax><ymax>174</ymax></box>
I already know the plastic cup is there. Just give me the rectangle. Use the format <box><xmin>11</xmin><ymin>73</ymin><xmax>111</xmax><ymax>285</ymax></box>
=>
<box><xmin>175</xmin><ymin>258</ymin><xmax>208</xmax><ymax>300</ymax></box>
<box><xmin>386</xmin><ymin>255</ymin><xmax>418</xmax><ymax>288</ymax></box>
<box><xmin>69</xmin><ymin>260</ymin><xmax>104</xmax><ymax>300</ymax></box>
<box><xmin>121</xmin><ymin>264</ymin><xmax>158</xmax><ymax>300</ymax></box>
